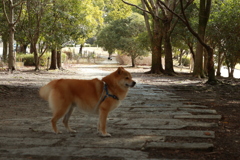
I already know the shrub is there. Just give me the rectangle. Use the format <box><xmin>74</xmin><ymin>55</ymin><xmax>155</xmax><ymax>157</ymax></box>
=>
<box><xmin>17</xmin><ymin>52</ymin><xmax>67</xmax><ymax>66</ymax></box>
<box><xmin>182</xmin><ymin>57</ymin><xmax>190</xmax><ymax>66</ymax></box>
<box><xmin>39</xmin><ymin>52</ymin><xmax>51</xmax><ymax>66</ymax></box>
<box><xmin>17</xmin><ymin>53</ymin><xmax>35</xmax><ymax>66</ymax></box>
<box><xmin>40</xmin><ymin>52</ymin><xmax>67</xmax><ymax>66</ymax></box>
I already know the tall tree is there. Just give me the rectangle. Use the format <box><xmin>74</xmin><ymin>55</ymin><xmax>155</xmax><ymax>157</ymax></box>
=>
<box><xmin>97</xmin><ymin>13</ymin><xmax>149</xmax><ymax>67</ymax></box>
<box><xmin>159</xmin><ymin>0</ymin><xmax>217</xmax><ymax>83</ymax></box>
<box><xmin>192</xmin><ymin>0</ymin><xmax>211</xmax><ymax>78</ymax></box>
<box><xmin>208</xmin><ymin>0</ymin><xmax>240</xmax><ymax>78</ymax></box>
<box><xmin>123</xmin><ymin>0</ymin><xmax>164</xmax><ymax>74</ymax></box>
<box><xmin>123</xmin><ymin>0</ymin><xmax>193</xmax><ymax>75</ymax></box>
<box><xmin>45</xmin><ymin>0</ymin><xmax>103</xmax><ymax>70</ymax></box>
<box><xmin>158</xmin><ymin>0</ymin><xmax>178</xmax><ymax>75</ymax></box>
<box><xmin>26</xmin><ymin>0</ymin><xmax>47</xmax><ymax>70</ymax></box>
<box><xmin>2</xmin><ymin>0</ymin><xmax>24</xmax><ymax>72</ymax></box>
<box><xmin>0</xmin><ymin>2</ymin><xmax>9</xmax><ymax>62</ymax></box>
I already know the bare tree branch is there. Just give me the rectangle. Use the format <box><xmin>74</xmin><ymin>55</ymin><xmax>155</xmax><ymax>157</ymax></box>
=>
<box><xmin>2</xmin><ymin>0</ymin><xmax>11</xmax><ymax>24</ymax></box>
<box><xmin>141</xmin><ymin>0</ymin><xmax>153</xmax><ymax>39</ymax></box>
<box><xmin>121</xmin><ymin>0</ymin><xmax>151</xmax><ymax>15</ymax></box>
<box><xmin>147</xmin><ymin>0</ymin><xmax>156</xmax><ymax>10</ymax></box>
<box><xmin>157</xmin><ymin>0</ymin><xmax>209</xmax><ymax>49</ymax></box>
<box><xmin>13</xmin><ymin>1</ymin><xmax>25</xmax><ymax>26</ymax></box>
<box><xmin>158</xmin><ymin>0</ymin><xmax>167</xmax><ymax>18</ymax></box>
<box><xmin>12</xmin><ymin>0</ymin><xmax>25</xmax><ymax>8</ymax></box>
<box><xmin>142</xmin><ymin>0</ymin><xmax>154</xmax><ymax>17</ymax></box>
<box><xmin>122</xmin><ymin>0</ymin><xmax>163</xmax><ymax>20</ymax></box>
<box><xmin>157</xmin><ymin>0</ymin><xmax>185</xmax><ymax>23</ymax></box>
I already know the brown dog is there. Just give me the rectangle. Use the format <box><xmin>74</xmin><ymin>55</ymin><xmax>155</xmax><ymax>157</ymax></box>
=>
<box><xmin>39</xmin><ymin>67</ymin><xmax>136</xmax><ymax>136</ymax></box>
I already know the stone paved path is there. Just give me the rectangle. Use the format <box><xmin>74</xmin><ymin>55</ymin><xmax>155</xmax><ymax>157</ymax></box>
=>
<box><xmin>0</xmin><ymin>67</ymin><xmax>221</xmax><ymax>160</ymax></box>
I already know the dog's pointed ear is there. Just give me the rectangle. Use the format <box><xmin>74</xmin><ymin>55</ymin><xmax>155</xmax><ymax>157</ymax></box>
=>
<box><xmin>117</xmin><ymin>67</ymin><xmax>123</xmax><ymax>74</ymax></box>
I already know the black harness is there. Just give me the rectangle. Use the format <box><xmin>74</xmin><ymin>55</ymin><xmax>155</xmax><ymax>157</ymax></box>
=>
<box><xmin>94</xmin><ymin>81</ymin><xmax>119</xmax><ymax>113</ymax></box>
<box><xmin>101</xmin><ymin>83</ymin><xmax>119</xmax><ymax>102</ymax></box>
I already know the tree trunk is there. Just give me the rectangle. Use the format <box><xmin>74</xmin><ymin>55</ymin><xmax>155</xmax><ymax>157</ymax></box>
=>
<box><xmin>193</xmin><ymin>36</ymin><xmax>205</xmax><ymax>78</ymax></box>
<box><xmin>8</xmin><ymin>24</ymin><xmax>16</xmax><ymax>72</ymax></box>
<box><xmin>206</xmin><ymin>47</ymin><xmax>216</xmax><ymax>83</ymax></box>
<box><xmin>141</xmin><ymin>1</ymin><xmax>163</xmax><ymax>74</ymax></box>
<box><xmin>149</xmin><ymin>18</ymin><xmax>164</xmax><ymax>74</ymax></box>
<box><xmin>57</xmin><ymin>50</ymin><xmax>62</xmax><ymax>69</ymax></box>
<box><xmin>150</xmin><ymin>33</ymin><xmax>163</xmax><ymax>74</ymax></box>
<box><xmin>228</xmin><ymin>59</ymin><xmax>236</xmax><ymax>78</ymax></box>
<box><xmin>30</xmin><ymin>43</ymin><xmax>39</xmax><ymax>71</ymax></box>
<box><xmin>2</xmin><ymin>0</ymin><xmax>24</xmax><ymax>72</ymax></box>
<box><xmin>2</xmin><ymin>37</ymin><xmax>8</xmax><ymax>62</ymax></box>
<box><xmin>49</xmin><ymin>48</ymin><xmax>57</xmax><ymax>70</ymax></box>
<box><xmin>229</xmin><ymin>68</ymin><xmax>234</xmax><ymax>78</ymax></box>
<box><xmin>164</xmin><ymin>37</ymin><xmax>174</xmax><ymax>75</ymax></box>
<box><xmin>20</xmin><ymin>44</ymin><xmax>28</xmax><ymax>53</ymax></box>
<box><xmin>187</xmin><ymin>43</ymin><xmax>195</xmax><ymax>62</ymax></box>
<box><xmin>193</xmin><ymin>0</ymin><xmax>212</xmax><ymax>78</ymax></box>
<box><xmin>163</xmin><ymin>22</ymin><xmax>174</xmax><ymax>75</ymax></box>
<box><xmin>178</xmin><ymin>49</ymin><xmax>183</xmax><ymax>66</ymax></box>
<box><xmin>8</xmin><ymin>0</ymin><xmax>16</xmax><ymax>72</ymax></box>
<box><xmin>131</xmin><ymin>55</ymin><xmax>135</xmax><ymax>67</ymax></box>
<box><xmin>79</xmin><ymin>44</ymin><xmax>83</xmax><ymax>57</ymax></box>
<box><xmin>203</xmin><ymin>50</ymin><xmax>208</xmax><ymax>75</ymax></box>
<box><xmin>163</xmin><ymin>13</ymin><xmax>175</xmax><ymax>75</ymax></box>
<box><xmin>216</xmin><ymin>52</ymin><xmax>223</xmax><ymax>76</ymax></box>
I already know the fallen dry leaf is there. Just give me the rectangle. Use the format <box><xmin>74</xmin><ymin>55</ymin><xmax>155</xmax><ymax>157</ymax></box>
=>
<box><xmin>204</xmin><ymin>132</ymin><xmax>212</xmax><ymax>136</ymax></box>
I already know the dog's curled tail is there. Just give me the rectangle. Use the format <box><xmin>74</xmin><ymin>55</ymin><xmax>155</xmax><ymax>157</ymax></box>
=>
<box><xmin>39</xmin><ymin>83</ymin><xmax>52</xmax><ymax>101</ymax></box>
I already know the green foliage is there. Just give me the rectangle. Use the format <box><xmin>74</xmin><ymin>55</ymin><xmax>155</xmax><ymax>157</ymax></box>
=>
<box><xmin>171</xmin><ymin>3</ymin><xmax>198</xmax><ymax>53</ymax></box>
<box><xmin>182</xmin><ymin>57</ymin><xmax>190</xmax><ymax>66</ymax></box>
<box><xmin>14</xmin><ymin>0</ymin><xmax>104</xmax><ymax>50</ymax></box>
<box><xmin>208</xmin><ymin>0</ymin><xmax>240</xmax><ymax>69</ymax></box>
<box><xmin>103</xmin><ymin>0</ymin><xmax>132</xmax><ymax>22</ymax></box>
<box><xmin>17</xmin><ymin>54</ymin><xmax>35</xmax><ymax>66</ymax></box>
<box><xmin>97</xmin><ymin>12</ymin><xmax>149</xmax><ymax>60</ymax></box>
<box><xmin>17</xmin><ymin>53</ymin><xmax>67</xmax><ymax>66</ymax></box>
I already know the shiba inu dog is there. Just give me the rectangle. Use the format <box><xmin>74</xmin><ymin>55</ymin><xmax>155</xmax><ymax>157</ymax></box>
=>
<box><xmin>39</xmin><ymin>67</ymin><xmax>136</xmax><ymax>136</ymax></box>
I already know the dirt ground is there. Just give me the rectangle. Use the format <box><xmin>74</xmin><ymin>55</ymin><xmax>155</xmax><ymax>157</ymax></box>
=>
<box><xmin>142</xmin><ymin>73</ymin><xmax>240</xmax><ymax>160</ymax></box>
<box><xmin>0</xmin><ymin>65</ymin><xmax>239</xmax><ymax>160</ymax></box>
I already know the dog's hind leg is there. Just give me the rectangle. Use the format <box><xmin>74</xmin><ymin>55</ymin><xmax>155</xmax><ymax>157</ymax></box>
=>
<box><xmin>51</xmin><ymin>110</ymin><xmax>66</xmax><ymax>134</ymax></box>
<box><xmin>50</xmin><ymin>92</ymin><xmax>70</xmax><ymax>134</ymax></box>
<box><xmin>63</xmin><ymin>104</ymin><xmax>76</xmax><ymax>133</ymax></box>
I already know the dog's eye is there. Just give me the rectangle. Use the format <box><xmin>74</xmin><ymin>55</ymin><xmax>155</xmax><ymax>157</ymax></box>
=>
<box><xmin>125</xmin><ymin>77</ymin><xmax>129</xmax><ymax>80</ymax></box>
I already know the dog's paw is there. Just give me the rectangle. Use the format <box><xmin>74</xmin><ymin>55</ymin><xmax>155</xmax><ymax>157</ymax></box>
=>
<box><xmin>70</xmin><ymin>130</ymin><xmax>77</xmax><ymax>133</ymax></box>
<box><xmin>101</xmin><ymin>133</ymin><xmax>111</xmax><ymax>137</ymax></box>
<box><xmin>55</xmin><ymin>131</ymin><xmax>62</xmax><ymax>134</ymax></box>
<box><xmin>69</xmin><ymin>129</ymin><xmax>77</xmax><ymax>133</ymax></box>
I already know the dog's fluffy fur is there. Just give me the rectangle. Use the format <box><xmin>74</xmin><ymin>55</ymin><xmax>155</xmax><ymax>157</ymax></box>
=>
<box><xmin>39</xmin><ymin>67</ymin><xmax>136</xmax><ymax>136</ymax></box>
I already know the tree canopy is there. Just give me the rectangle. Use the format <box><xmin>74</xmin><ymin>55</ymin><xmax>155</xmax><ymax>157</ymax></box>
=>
<box><xmin>97</xmin><ymin>12</ymin><xmax>149</xmax><ymax>67</ymax></box>
<box><xmin>208</xmin><ymin>0</ymin><xmax>240</xmax><ymax>77</ymax></box>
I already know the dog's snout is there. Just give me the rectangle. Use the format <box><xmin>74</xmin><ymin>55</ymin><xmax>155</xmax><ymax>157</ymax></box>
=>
<box><xmin>132</xmin><ymin>81</ymin><xmax>136</xmax><ymax>87</ymax></box>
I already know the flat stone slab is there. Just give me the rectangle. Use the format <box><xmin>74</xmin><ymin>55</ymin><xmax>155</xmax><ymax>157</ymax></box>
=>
<box><xmin>0</xmin><ymin>137</ymin><xmax>60</xmax><ymax>146</ymax></box>
<box><xmin>117</xmin><ymin>129</ymin><xmax>215</xmax><ymax>138</ymax></box>
<box><xmin>174</xmin><ymin>115</ymin><xmax>222</xmax><ymax>119</ymax></box>
<box><xmin>114</xmin><ymin>118</ymin><xmax>218</xmax><ymax>129</ymax></box>
<box><xmin>5</xmin><ymin>147</ymin><xmax>149</xmax><ymax>159</ymax></box>
<box><xmin>145</xmin><ymin>142</ymin><xmax>214</xmax><ymax>150</ymax></box>
<box><xmin>180</xmin><ymin>104</ymin><xmax>209</xmax><ymax>108</ymax></box>
<box><xmin>122</xmin><ymin>107</ymin><xmax>179</xmax><ymax>112</ymax></box>
<box><xmin>179</xmin><ymin>108</ymin><xmax>217</xmax><ymax>114</ymax></box>
<box><xmin>126</xmin><ymin>103</ymin><xmax>172</xmax><ymax>108</ymax></box>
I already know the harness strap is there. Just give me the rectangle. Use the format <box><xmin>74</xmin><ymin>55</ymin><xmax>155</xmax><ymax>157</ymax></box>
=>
<box><xmin>101</xmin><ymin>83</ymin><xmax>119</xmax><ymax>102</ymax></box>
<box><xmin>94</xmin><ymin>81</ymin><xmax>119</xmax><ymax>113</ymax></box>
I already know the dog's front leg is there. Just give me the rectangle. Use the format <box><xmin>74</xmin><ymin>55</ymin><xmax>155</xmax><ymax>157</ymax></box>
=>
<box><xmin>98</xmin><ymin>108</ymin><xmax>111</xmax><ymax>137</ymax></box>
